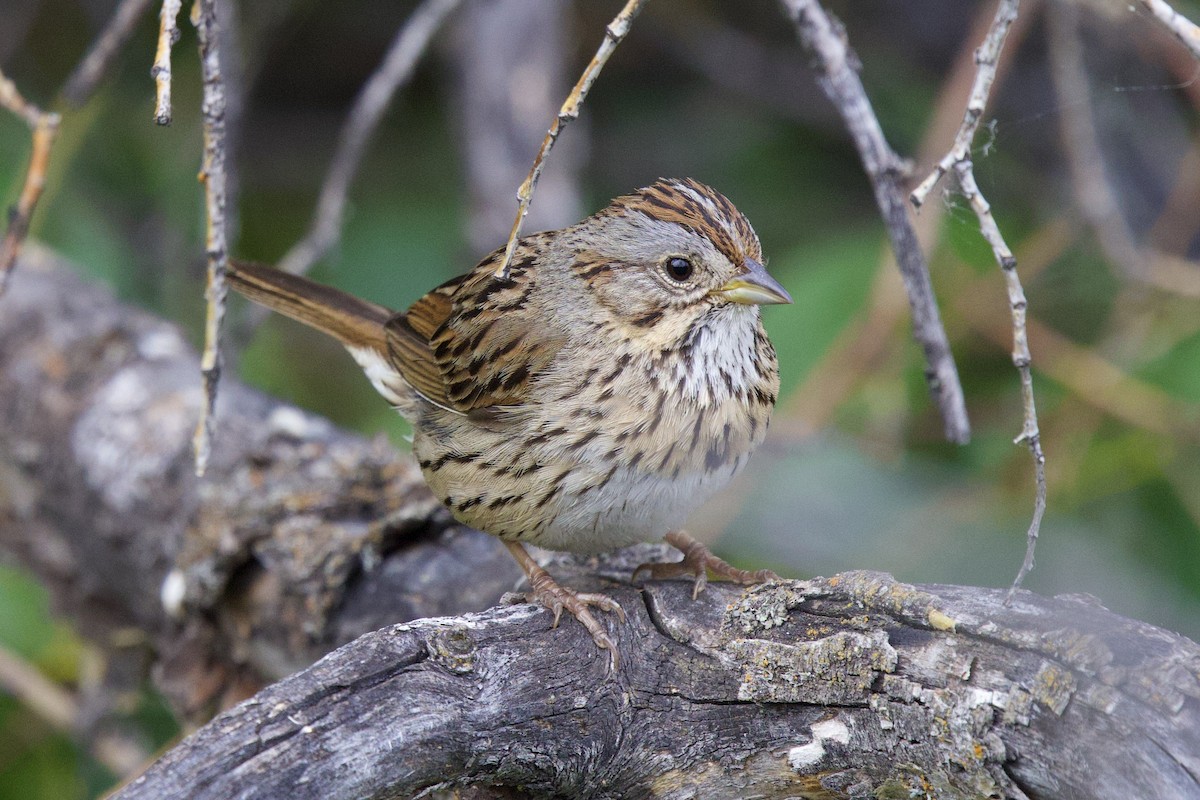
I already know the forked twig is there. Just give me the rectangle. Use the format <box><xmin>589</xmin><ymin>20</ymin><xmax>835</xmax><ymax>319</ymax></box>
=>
<box><xmin>1136</xmin><ymin>0</ymin><xmax>1200</xmax><ymax>60</ymax></box>
<box><xmin>0</xmin><ymin>69</ymin><xmax>61</xmax><ymax>294</ymax></box>
<box><xmin>911</xmin><ymin>0</ymin><xmax>1019</xmax><ymax>208</ymax></box>
<box><xmin>954</xmin><ymin>163</ymin><xmax>1046</xmax><ymax>600</ymax></box>
<box><xmin>493</xmin><ymin>0</ymin><xmax>648</xmax><ymax>281</ymax></box>
<box><xmin>192</xmin><ymin>0</ymin><xmax>229</xmax><ymax>477</ymax></box>
<box><xmin>62</xmin><ymin>0</ymin><xmax>157</xmax><ymax>106</ymax></box>
<box><xmin>778</xmin><ymin>0</ymin><xmax>971</xmax><ymax>445</ymax></box>
<box><xmin>275</xmin><ymin>0</ymin><xmax>463</xmax><ymax>280</ymax></box>
<box><xmin>906</xmin><ymin>0</ymin><xmax>1044</xmax><ymax>596</ymax></box>
<box><xmin>153</xmin><ymin>0</ymin><xmax>183</xmax><ymax>125</ymax></box>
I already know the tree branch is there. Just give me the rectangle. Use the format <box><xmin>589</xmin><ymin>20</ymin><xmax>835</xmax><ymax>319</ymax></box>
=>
<box><xmin>0</xmin><ymin>248</ymin><xmax>518</xmax><ymax>720</ymax></box>
<box><xmin>778</xmin><ymin>0</ymin><xmax>971</xmax><ymax>446</ymax></box>
<box><xmin>114</xmin><ymin>566</ymin><xmax>1200</xmax><ymax>800</ymax></box>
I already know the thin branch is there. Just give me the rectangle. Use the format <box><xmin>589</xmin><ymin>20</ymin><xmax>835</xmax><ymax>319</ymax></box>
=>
<box><xmin>493</xmin><ymin>0</ymin><xmax>648</xmax><ymax>281</ymax></box>
<box><xmin>273</xmin><ymin>0</ymin><xmax>463</xmax><ymax>280</ymax></box>
<box><xmin>911</xmin><ymin>0</ymin><xmax>1020</xmax><ymax>208</ymax></box>
<box><xmin>889</xmin><ymin>0</ymin><xmax>1043</xmax><ymax>594</ymax></box>
<box><xmin>0</xmin><ymin>643</ymin><xmax>148</xmax><ymax>777</ymax></box>
<box><xmin>1136</xmin><ymin>0</ymin><xmax>1200</xmax><ymax>60</ymax></box>
<box><xmin>778</xmin><ymin>0</ymin><xmax>971</xmax><ymax>445</ymax></box>
<box><xmin>61</xmin><ymin>0</ymin><xmax>157</xmax><ymax>106</ymax></box>
<box><xmin>152</xmin><ymin>0</ymin><xmax>183</xmax><ymax>125</ymax></box>
<box><xmin>0</xmin><ymin>643</ymin><xmax>77</xmax><ymax>731</ymax></box>
<box><xmin>0</xmin><ymin>68</ymin><xmax>60</xmax><ymax>294</ymax></box>
<box><xmin>952</xmin><ymin>162</ymin><xmax>1046</xmax><ymax>599</ymax></box>
<box><xmin>192</xmin><ymin>0</ymin><xmax>229</xmax><ymax>477</ymax></box>
<box><xmin>1048</xmin><ymin>2</ymin><xmax>1200</xmax><ymax>299</ymax></box>
<box><xmin>769</xmin><ymin>1</ymin><xmax>1034</xmax><ymax>453</ymax></box>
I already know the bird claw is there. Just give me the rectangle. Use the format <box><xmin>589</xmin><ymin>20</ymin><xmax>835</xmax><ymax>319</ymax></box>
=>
<box><xmin>634</xmin><ymin>530</ymin><xmax>780</xmax><ymax>599</ymax></box>
<box><xmin>521</xmin><ymin>580</ymin><xmax>624</xmax><ymax>671</ymax></box>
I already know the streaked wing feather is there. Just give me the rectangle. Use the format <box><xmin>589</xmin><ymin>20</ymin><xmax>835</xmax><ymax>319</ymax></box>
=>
<box><xmin>385</xmin><ymin>247</ymin><xmax>561</xmax><ymax>416</ymax></box>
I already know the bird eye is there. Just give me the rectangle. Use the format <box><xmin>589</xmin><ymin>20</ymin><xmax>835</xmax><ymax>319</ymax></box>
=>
<box><xmin>664</xmin><ymin>256</ymin><xmax>694</xmax><ymax>282</ymax></box>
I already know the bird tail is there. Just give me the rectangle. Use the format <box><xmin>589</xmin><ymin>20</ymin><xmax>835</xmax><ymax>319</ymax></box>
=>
<box><xmin>226</xmin><ymin>260</ymin><xmax>419</xmax><ymax>416</ymax></box>
<box><xmin>226</xmin><ymin>260</ymin><xmax>392</xmax><ymax>354</ymax></box>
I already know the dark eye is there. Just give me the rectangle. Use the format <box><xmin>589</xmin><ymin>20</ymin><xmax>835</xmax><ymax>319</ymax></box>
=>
<box><xmin>664</xmin><ymin>256</ymin><xmax>694</xmax><ymax>282</ymax></box>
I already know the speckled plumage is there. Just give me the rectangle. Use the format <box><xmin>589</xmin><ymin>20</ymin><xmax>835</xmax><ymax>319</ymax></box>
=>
<box><xmin>228</xmin><ymin>178</ymin><xmax>790</xmax><ymax>667</ymax></box>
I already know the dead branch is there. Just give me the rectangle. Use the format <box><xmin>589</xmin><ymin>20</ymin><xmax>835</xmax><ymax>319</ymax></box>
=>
<box><xmin>192</xmin><ymin>0</ymin><xmax>229</xmax><ymax>478</ymax></box>
<box><xmin>0</xmin><ymin>68</ymin><xmax>60</xmax><ymax>294</ymax></box>
<box><xmin>778</xmin><ymin>0</ymin><xmax>972</xmax><ymax>446</ymax></box>
<box><xmin>5</xmin><ymin>250</ymin><xmax>1200</xmax><ymax>800</ymax></box>
<box><xmin>273</xmin><ymin>0</ymin><xmax>464</xmax><ymax>282</ymax></box>
<box><xmin>905</xmin><ymin>0</ymin><xmax>1046</xmax><ymax>595</ymax></box>
<box><xmin>152</xmin><ymin>0</ymin><xmax>182</xmax><ymax>125</ymax></box>
<box><xmin>112</xmin><ymin>567</ymin><xmax>1200</xmax><ymax>800</ymax></box>
<box><xmin>62</xmin><ymin>0</ymin><xmax>157</xmax><ymax>106</ymax></box>
<box><xmin>493</xmin><ymin>0</ymin><xmax>647</xmax><ymax>281</ymax></box>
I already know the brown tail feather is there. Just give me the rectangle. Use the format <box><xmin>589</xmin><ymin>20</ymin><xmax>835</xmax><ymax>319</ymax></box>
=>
<box><xmin>227</xmin><ymin>260</ymin><xmax>392</xmax><ymax>353</ymax></box>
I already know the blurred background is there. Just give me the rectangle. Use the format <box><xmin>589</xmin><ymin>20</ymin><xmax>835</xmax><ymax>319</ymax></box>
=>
<box><xmin>2</xmin><ymin>0</ymin><xmax>1200</xmax><ymax>795</ymax></box>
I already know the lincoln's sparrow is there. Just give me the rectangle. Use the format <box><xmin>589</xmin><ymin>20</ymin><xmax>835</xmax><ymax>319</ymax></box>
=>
<box><xmin>227</xmin><ymin>178</ymin><xmax>791</xmax><ymax>668</ymax></box>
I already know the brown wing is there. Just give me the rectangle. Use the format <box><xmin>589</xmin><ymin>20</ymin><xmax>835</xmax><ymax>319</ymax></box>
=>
<box><xmin>384</xmin><ymin>249</ymin><xmax>563</xmax><ymax>415</ymax></box>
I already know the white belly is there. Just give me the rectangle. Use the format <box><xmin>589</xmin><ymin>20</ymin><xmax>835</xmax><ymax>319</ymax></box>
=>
<box><xmin>530</xmin><ymin>458</ymin><xmax>744</xmax><ymax>553</ymax></box>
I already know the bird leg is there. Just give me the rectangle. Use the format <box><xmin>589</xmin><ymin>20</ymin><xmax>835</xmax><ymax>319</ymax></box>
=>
<box><xmin>634</xmin><ymin>530</ymin><xmax>780</xmax><ymax>600</ymax></box>
<box><xmin>504</xmin><ymin>541</ymin><xmax>625</xmax><ymax>670</ymax></box>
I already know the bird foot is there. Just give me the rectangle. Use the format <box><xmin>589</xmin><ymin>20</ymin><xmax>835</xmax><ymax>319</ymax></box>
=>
<box><xmin>504</xmin><ymin>541</ymin><xmax>625</xmax><ymax>670</ymax></box>
<box><xmin>634</xmin><ymin>530</ymin><xmax>780</xmax><ymax>600</ymax></box>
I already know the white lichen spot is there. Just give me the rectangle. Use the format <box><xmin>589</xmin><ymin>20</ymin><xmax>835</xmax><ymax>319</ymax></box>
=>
<box><xmin>968</xmin><ymin>687</ymin><xmax>1010</xmax><ymax>710</ymax></box>
<box><xmin>788</xmin><ymin>717</ymin><xmax>851</xmax><ymax>771</ymax></box>
<box><xmin>267</xmin><ymin>405</ymin><xmax>324</xmax><ymax>439</ymax></box>
<box><xmin>137</xmin><ymin>329</ymin><xmax>187</xmax><ymax>361</ymax></box>
<box><xmin>160</xmin><ymin>568</ymin><xmax>187</xmax><ymax>618</ymax></box>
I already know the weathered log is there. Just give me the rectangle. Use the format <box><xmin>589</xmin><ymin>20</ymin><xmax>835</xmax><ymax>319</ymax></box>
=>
<box><xmin>4</xmin><ymin>253</ymin><xmax>1200</xmax><ymax>799</ymax></box>
<box><xmin>113</xmin><ymin>562</ymin><xmax>1200</xmax><ymax>799</ymax></box>
<box><xmin>0</xmin><ymin>249</ymin><xmax>518</xmax><ymax>716</ymax></box>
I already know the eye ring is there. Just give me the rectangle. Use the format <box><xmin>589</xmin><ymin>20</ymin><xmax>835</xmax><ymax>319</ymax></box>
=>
<box><xmin>663</xmin><ymin>256</ymin><xmax>694</xmax><ymax>282</ymax></box>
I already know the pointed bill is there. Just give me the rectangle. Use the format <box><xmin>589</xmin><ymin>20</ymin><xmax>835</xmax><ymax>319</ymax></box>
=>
<box><xmin>712</xmin><ymin>258</ymin><xmax>792</xmax><ymax>305</ymax></box>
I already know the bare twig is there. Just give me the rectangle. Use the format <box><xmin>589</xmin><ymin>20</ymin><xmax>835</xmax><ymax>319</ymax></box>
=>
<box><xmin>454</xmin><ymin>0</ymin><xmax>583</xmax><ymax>252</ymax></box>
<box><xmin>1048</xmin><ymin>2</ymin><xmax>1200</xmax><ymax>299</ymax></box>
<box><xmin>274</xmin><ymin>0</ymin><xmax>463</xmax><ymax>280</ymax></box>
<box><xmin>953</xmin><ymin>162</ymin><xmax>1046</xmax><ymax>599</ymax></box>
<box><xmin>192</xmin><ymin>0</ymin><xmax>229</xmax><ymax>477</ymax></box>
<box><xmin>1136</xmin><ymin>0</ymin><xmax>1200</xmax><ymax>60</ymax></box>
<box><xmin>152</xmin><ymin>0</ymin><xmax>183</xmax><ymax>125</ymax></box>
<box><xmin>895</xmin><ymin>0</ymin><xmax>1044</xmax><ymax>595</ymax></box>
<box><xmin>778</xmin><ymin>0</ymin><xmax>970</xmax><ymax>445</ymax></box>
<box><xmin>493</xmin><ymin>0</ymin><xmax>647</xmax><ymax>281</ymax></box>
<box><xmin>0</xmin><ymin>68</ymin><xmax>60</xmax><ymax>294</ymax></box>
<box><xmin>62</xmin><ymin>0</ymin><xmax>157</xmax><ymax>106</ymax></box>
<box><xmin>1048</xmin><ymin>2</ymin><xmax>1145</xmax><ymax>280</ymax></box>
<box><xmin>0</xmin><ymin>643</ymin><xmax>77</xmax><ymax>731</ymax></box>
<box><xmin>771</xmin><ymin>1</ymin><xmax>1034</xmax><ymax>450</ymax></box>
<box><xmin>911</xmin><ymin>0</ymin><xmax>1020</xmax><ymax>208</ymax></box>
<box><xmin>0</xmin><ymin>642</ymin><xmax>148</xmax><ymax>777</ymax></box>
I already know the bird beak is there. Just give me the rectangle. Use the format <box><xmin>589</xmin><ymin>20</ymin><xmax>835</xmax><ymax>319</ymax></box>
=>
<box><xmin>712</xmin><ymin>258</ymin><xmax>793</xmax><ymax>305</ymax></box>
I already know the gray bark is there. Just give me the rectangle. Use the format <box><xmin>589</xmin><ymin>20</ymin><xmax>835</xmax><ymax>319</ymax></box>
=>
<box><xmin>115</xmin><ymin>565</ymin><xmax>1200</xmax><ymax>800</ymax></box>
<box><xmin>3</xmin><ymin>252</ymin><xmax>1200</xmax><ymax>799</ymax></box>
<box><xmin>0</xmin><ymin>248</ymin><xmax>519</xmax><ymax>717</ymax></box>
